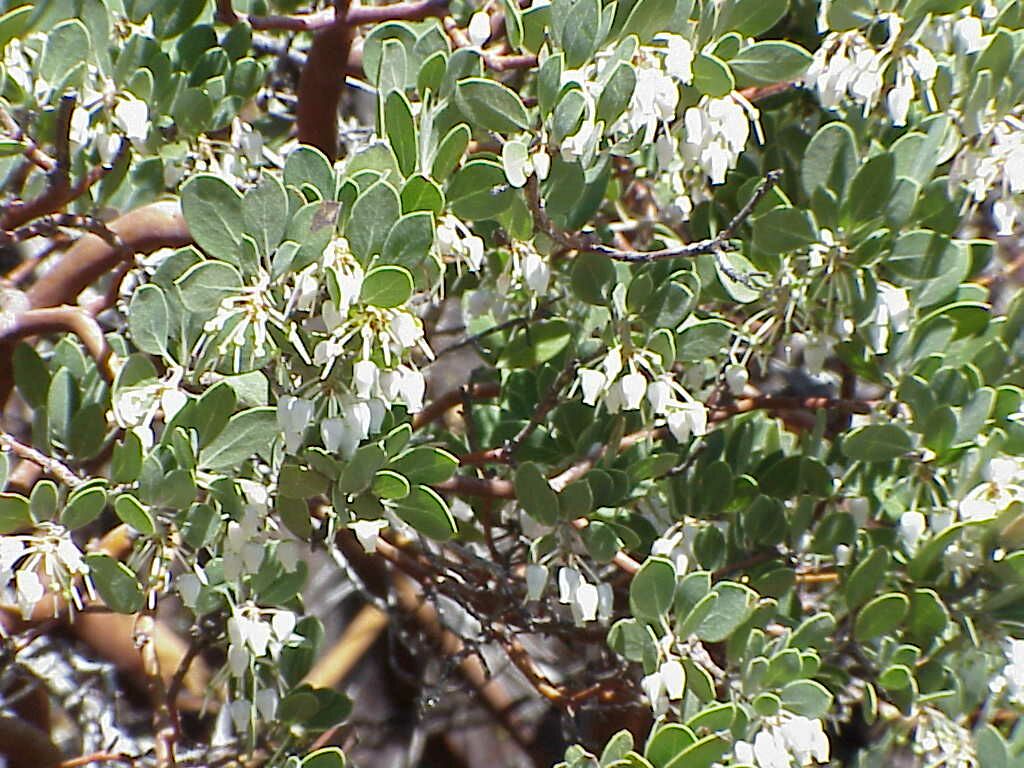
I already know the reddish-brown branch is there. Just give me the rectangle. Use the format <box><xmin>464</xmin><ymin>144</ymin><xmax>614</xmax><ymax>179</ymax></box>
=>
<box><xmin>708</xmin><ymin>395</ymin><xmax>874</xmax><ymax>421</ymax></box>
<box><xmin>739</xmin><ymin>80</ymin><xmax>799</xmax><ymax>102</ymax></box>
<box><xmin>85</xmin><ymin>260</ymin><xmax>134</xmax><ymax>316</ymax></box>
<box><xmin>0</xmin><ymin>202</ymin><xmax>188</xmax><ymax>410</ymax></box>
<box><xmin>434</xmin><ymin>474</ymin><xmax>515</xmax><ymax>499</ymax></box>
<box><xmin>0</xmin><ymin>431</ymin><xmax>83</xmax><ymax>488</ymax></box>
<box><xmin>0</xmin><ymin>106</ymin><xmax>55</xmax><ymax>172</ymax></box>
<box><xmin>60</xmin><ymin>753</ymin><xmax>138</xmax><ymax>767</ymax></box>
<box><xmin>442</xmin><ymin>17</ymin><xmax>537</xmax><ymax>71</ymax></box>
<box><xmin>0</xmin><ymin>95</ymin><xmax>77</xmax><ymax>231</ymax></box>
<box><xmin>0</xmin><ymin>306</ymin><xmax>117</xmax><ymax>381</ymax></box>
<box><xmin>26</xmin><ymin>202</ymin><xmax>188</xmax><ymax>309</ymax></box>
<box><xmin>218</xmin><ymin>0</ymin><xmax>448</xmax><ymax>31</ymax></box>
<box><xmin>413</xmin><ymin>381</ymin><xmax>501</xmax><ymax>430</ymax></box>
<box><xmin>296</xmin><ymin>2</ymin><xmax>355</xmax><ymax>161</ymax></box>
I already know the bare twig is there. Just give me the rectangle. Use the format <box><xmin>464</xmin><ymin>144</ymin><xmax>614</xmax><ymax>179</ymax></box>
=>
<box><xmin>303</xmin><ymin>604</ymin><xmax>389</xmax><ymax>689</ymax></box>
<box><xmin>0</xmin><ymin>431</ymin><xmax>83</xmax><ymax>488</ymax></box>
<box><xmin>52</xmin><ymin>94</ymin><xmax>75</xmax><ymax>187</ymax></box>
<box><xmin>0</xmin><ymin>306</ymin><xmax>117</xmax><ymax>381</ymax></box>
<box><xmin>135</xmin><ymin>612</ymin><xmax>177</xmax><ymax>768</ymax></box>
<box><xmin>429</xmin><ymin>307</ymin><xmax>553</xmax><ymax>362</ymax></box>
<box><xmin>412</xmin><ymin>381</ymin><xmax>501</xmax><ymax>430</ymax></box>
<box><xmin>525</xmin><ymin>170</ymin><xmax>782</xmax><ymax>264</ymax></box>
<box><xmin>217</xmin><ymin>0</ymin><xmax>450</xmax><ymax>31</ymax></box>
<box><xmin>0</xmin><ymin>106</ymin><xmax>55</xmax><ymax>171</ymax></box>
<box><xmin>3</xmin><ymin>213</ymin><xmax>127</xmax><ymax>252</ymax></box>
<box><xmin>60</xmin><ymin>753</ymin><xmax>139</xmax><ymax>767</ymax></box>
<box><xmin>442</xmin><ymin>17</ymin><xmax>537</xmax><ymax>71</ymax></box>
<box><xmin>25</xmin><ymin>202</ymin><xmax>188</xmax><ymax>309</ymax></box>
<box><xmin>708</xmin><ymin>394</ymin><xmax>874</xmax><ymax>420</ymax></box>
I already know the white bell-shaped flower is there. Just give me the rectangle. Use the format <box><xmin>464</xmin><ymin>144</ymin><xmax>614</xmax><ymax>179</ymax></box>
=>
<box><xmin>620</xmin><ymin>372</ymin><xmax>647</xmax><ymax>411</ymax></box>
<box><xmin>557</xmin><ymin>566</ymin><xmax>582</xmax><ymax>604</ymax></box>
<box><xmin>725</xmin><ymin>363</ymin><xmax>748</xmax><ymax>395</ymax></box>
<box><xmin>663</xmin><ymin>35</ymin><xmax>694</xmax><ymax>84</ymax></box>
<box><xmin>467</xmin><ymin>11</ymin><xmax>491</xmax><ymax>48</ymax></box>
<box><xmin>277</xmin><ymin>396</ymin><xmax>314</xmax><ymax>453</ymax></box>
<box><xmin>954</xmin><ymin>15</ymin><xmax>984</xmax><ymax>53</ymax></box>
<box><xmin>502</xmin><ymin>139</ymin><xmax>531</xmax><ymax>188</ymax></box>
<box><xmin>579</xmin><ymin>369</ymin><xmax>606</xmax><ymax>406</ymax></box>
<box><xmin>353</xmin><ymin>359</ymin><xmax>379</xmax><ymax>400</ymax></box>
<box><xmin>571</xmin><ymin>582</ymin><xmax>599</xmax><ymax>624</ymax></box>
<box><xmin>646</xmin><ymin>379</ymin><xmax>672</xmax><ymax>414</ymax></box>
<box><xmin>521</xmin><ymin>251</ymin><xmax>550</xmax><ymax>294</ymax></box>
<box><xmin>660</xmin><ymin>659</ymin><xmax>685</xmax><ymax>700</ymax></box>
<box><xmin>114</xmin><ymin>97</ymin><xmax>148</xmax><ymax>143</ymax></box>
<box><xmin>525</xmin><ymin>564</ymin><xmax>548</xmax><ymax>601</ymax></box>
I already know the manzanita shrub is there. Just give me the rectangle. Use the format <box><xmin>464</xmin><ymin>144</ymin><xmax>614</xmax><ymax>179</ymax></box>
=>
<box><xmin>1</xmin><ymin>0</ymin><xmax>1024</xmax><ymax>765</ymax></box>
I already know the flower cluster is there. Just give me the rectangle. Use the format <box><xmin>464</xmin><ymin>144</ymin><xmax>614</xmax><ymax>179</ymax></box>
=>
<box><xmin>680</xmin><ymin>94</ymin><xmax>762</xmax><ymax>185</ymax></box>
<box><xmin>807</xmin><ymin>21</ymin><xmax>937</xmax><ymax>127</ymax></box>
<box><xmin>274</xmin><ymin>236</ymin><xmax>432</xmax><ymax>457</ymax></box>
<box><xmin>577</xmin><ymin>347</ymin><xmax>709</xmax><ymax>441</ymax></box>
<box><xmin>494</xmin><ymin>241</ymin><xmax>552</xmax><ymax>299</ymax></box>
<box><xmin>0</xmin><ymin>523</ymin><xmax>90</xmax><ymax>619</ymax></box>
<box><xmin>615</xmin><ymin>34</ymin><xmax>694</xmax><ymax>144</ymax></box>
<box><xmin>201</xmin><ymin>267</ymin><xmax>285</xmax><ymax>365</ymax></box>
<box><xmin>556</xmin><ymin>566</ymin><xmax>613</xmax><ymax>626</ymax></box>
<box><xmin>437</xmin><ymin>214</ymin><xmax>486</xmax><ymax>271</ymax></box>
<box><xmin>953</xmin><ymin>114</ymin><xmax>1024</xmax><ymax>234</ymax></box>
<box><xmin>733</xmin><ymin>712</ymin><xmax>830</xmax><ymax>767</ymax></box>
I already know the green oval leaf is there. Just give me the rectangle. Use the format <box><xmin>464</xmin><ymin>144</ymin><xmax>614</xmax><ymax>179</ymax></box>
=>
<box><xmin>0</xmin><ymin>492</ymin><xmax>32</xmax><ymax>533</ymax></box>
<box><xmin>393</xmin><ymin>485</ymin><xmax>457</xmax><ymax>540</ymax></box>
<box><xmin>114</xmin><ymin>494</ymin><xmax>156</xmax><ymax>535</ymax></box>
<box><xmin>842</xmin><ymin>424</ymin><xmax>913</xmax><ymax>462</ymax></box>
<box><xmin>629</xmin><ymin>556</ymin><xmax>676</xmax><ymax>621</ymax></box>
<box><xmin>180</xmin><ymin>174</ymin><xmax>244</xmax><ymax>262</ymax></box>
<box><xmin>61</xmin><ymin>486</ymin><xmax>108</xmax><ymax>530</ymax></box>
<box><xmin>87</xmin><ymin>553</ymin><xmax>145</xmax><ymax>614</ymax></box>
<box><xmin>454</xmin><ymin>78</ymin><xmax>531</xmax><ymax>133</ymax></box>
<box><xmin>360</xmin><ymin>265</ymin><xmax>414</xmax><ymax>308</ymax></box>
<box><xmin>199</xmin><ymin>407</ymin><xmax>277</xmax><ymax>471</ymax></box>
<box><xmin>498</xmin><ymin>319</ymin><xmax>571</xmax><ymax>369</ymax></box>
<box><xmin>854</xmin><ymin>592</ymin><xmax>910</xmax><ymax>642</ymax></box>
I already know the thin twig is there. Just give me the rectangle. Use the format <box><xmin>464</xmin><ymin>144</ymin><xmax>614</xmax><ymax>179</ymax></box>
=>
<box><xmin>462</xmin><ymin>359</ymin><xmax>581</xmax><ymax>466</ymax></box>
<box><xmin>60</xmin><ymin>753</ymin><xmax>139</xmax><ymax>767</ymax></box>
<box><xmin>442</xmin><ymin>16</ymin><xmax>537</xmax><ymax>71</ymax></box>
<box><xmin>217</xmin><ymin>0</ymin><xmax>450</xmax><ymax>30</ymax></box>
<box><xmin>429</xmin><ymin>309</ymin><xmax>550</xmax><ymax>362</ymax></box>
<box><xmin>52</xmin><ymin>94</ymin><xmax>76</xmax><ymax>187</ymax></box>
<box><xmin>412</xmin><ymin>381</ymin><xmax>501</xmax><ymax>430</ymax></box>
<box><xmin>135</xmin><ymin>612</ymin><xmax>177</xmax><ymax>768</ymax></box>
<box><xmin>0</xmin><ymin>306</ymin><xmax>118</xmax><ymax>381</ymax></box>
<box><xmin>525</xmin><ymin>170</ymin><xmax>782</xmax><ymax>264</ymax></box>
<box><xmin>708</xmin><ymin>394</ymin><xmax>874</xmax><ymax>421</ymax></box>
<box><xmin>0</xmin><ymin>106</ymin><xmax>55</xmax><ymax>171</ymax></box>
<box><xmin>2</xmin><ymin>213</ymin><xmax>127</xmax><ymax>252</ymax></box>
<box><xmin>0</xmin><ymin>431</ymin><xmax>83</xmax><ymax>488</ymax></box>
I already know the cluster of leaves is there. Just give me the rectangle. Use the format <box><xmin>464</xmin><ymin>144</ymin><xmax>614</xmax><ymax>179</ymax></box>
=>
<box><xmin>2</xmin><ymin>0</ymin><xmax>1024</xmax><ymax>767</ymax></box>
